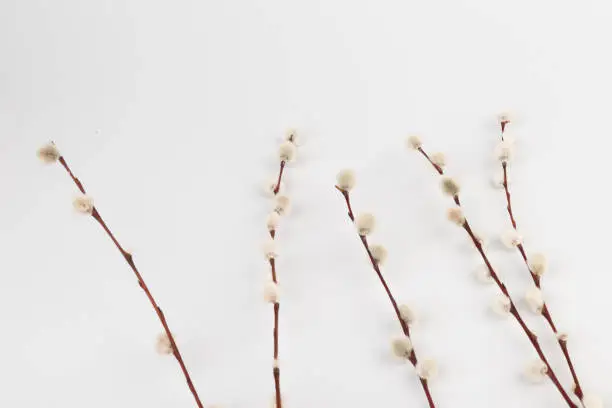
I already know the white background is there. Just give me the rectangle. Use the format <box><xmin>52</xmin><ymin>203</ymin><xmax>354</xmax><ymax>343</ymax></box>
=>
<box><xmin>1</xmin><ymin>0</ymin><xmax>611</xmax><ymax>407</ymax></box>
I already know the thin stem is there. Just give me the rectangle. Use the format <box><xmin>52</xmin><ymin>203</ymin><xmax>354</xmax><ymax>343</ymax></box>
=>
<box><xmin>56</xmin><ymin>156</ymin><xmax>205</xmax><ymax>408</ymax></box>
<box><xmin>360</xmin><ymin>235</ymin><xmax>410</xmax><ymax>337</ymax></box>
<box><xmin>273</xmin><ymin>161</ymin><xmax>286</xmax><ymax>195</ymax></box>
<box><xmin>415</xmin><ymin>149</ymin><xmax>577</xmax><ymax>408</ymax></box>
<box><xmin>336</xmin><ymin>188</ymin><xmax>436</xmax><ymax>408</ymax></box>
<box><xmin>463</xmin><ymin>221</ymin><xmax>576</xmax><ymax>407</ymax></box>
<box><xmin>268</xmin><ymin>224</ymin><xmax>283</xmax><ymax>407</ymax></box>
<box><xmin>334</xmin><ymin>186</ymin><xmax>355</xmax><ymax>221</ymax></box>
<box><xmin>418</xmin><ymin>147</ymin><xmax>444</xmax><ymax>175</ymax></box>
<box><xmin>502</xmin><ymin>163</ymin><xmax>518</xmax><ymax>229</ymax></box>
<box><xmin>268</xmin><ymin>257</ymin><xmax>282</xmax><ymax>408</ymax></box>
<box><xmin>268</xmin><ymin>140</ymin><xmax>296</xmax><ymax>407</ymax></box>
<box><xmin>498</xmin><ymin>123</ymin><xmax>585</xmax><ymax>400</ymax></box>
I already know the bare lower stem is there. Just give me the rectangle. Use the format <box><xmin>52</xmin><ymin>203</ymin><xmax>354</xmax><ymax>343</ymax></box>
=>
<box><xmin>415</xmin><ymin>150</ymin><xmax>577</xmax><ymax>408</ymax></box>
<box><xmin>336</xmin><ymin>187</ymin><xmax>436</xmax><ymax>408</ymax></box>
<box><xmin>499</xmin><ymin>125</ymin><xmax>585</xmax><ymax>401</ymax></box>
<box><xmin>57</xmin><ymin>156</ymin><xmax>205</xmax><ymax>408</ymax></box>
<box><xmin>269</xmin><ymin>240</ymin><xmax>282</xmax><ymax>407</ymax></box>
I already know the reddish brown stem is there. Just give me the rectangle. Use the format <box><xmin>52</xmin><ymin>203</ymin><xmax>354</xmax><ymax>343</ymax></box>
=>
<box><xmin>502</xmin><ymin>163</ymin><xmax>518</xmax><ymax>229</ymax></box>
<box><xmin>416</xmin><ymin>149</ymin><xmax>577</xmax><ymax>408</ymax></box>
<box><xmin>501</xmin><ymin>120</ymin><xmax>509</xmax><ymax>133</ymax></box>
<box><xmin>56</xmin><ymin>156</ymin><xmax>205</xmax><ymax>408</ymax></box>
<box><xmin>334</xmin><ymin>185</ymin><xmax>355</xmax><ymax>221</ymax></box>
<box><xmin>269</xmin><ymin>251</ymin><xmax>282</xmax><ymax>407</ymax></box>
<box><xmin>359</xmin><ymin>236</ymin><xmax>410</xmax><ymax>336</ymax></box>
<box><xmin>336</xmin><ymin>188</ymin><xmax>436</xmax><ymax>408</ymax></box>
<box><xmin>273</xmin><ymin>161</ymin><xmax>286</xmax><ymax>195</ymax></box>
<box><xmin>273</xmin><ymin>366</ymin><xmax>281</xmax><ymax>408</ymax></box>
<box><xmin>498</xmin><ymin>124</ymin><xmax>585</xmax><ymax>401</ymax></box>
<box><xmin>465</xmin><ymin>218</ymin><xmax>576</xmax><ymax>407</ymax></box>
<box><xmin>418</xmin><ymin>147</ymin><xmax>444</xmax><ymax>175</ymax></box>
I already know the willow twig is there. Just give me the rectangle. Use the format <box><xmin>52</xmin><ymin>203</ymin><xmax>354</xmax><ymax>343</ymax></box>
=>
<box><xmin>53</xmin><ymin>154</ymin><xmax>205</xmax><ymax>408</ymax></box>
<box><xmin>497</xmin><ymin>119</ymin><xmax>585</xmax><ymax>402</ymax></box>
<box><xmin>414</xmin><ymin>143</ymin><xmax>577</xmax><ymax>408</ymax></box>
<box><xmin>335</xmin><ymin>184</ymin><xmax>437</xmax><ymax>408</ymax></box>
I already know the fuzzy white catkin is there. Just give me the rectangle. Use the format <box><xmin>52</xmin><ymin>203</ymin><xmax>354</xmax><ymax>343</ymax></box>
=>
<box><xmin>155</xmin><ymin>332</ymin><xmax>173</xmax><ymax>355</ymax></box>
<box><xmin>263</xmin><ymin>239</ymin><xmax>277</xmax><ymax>260</ymax></box>
<box><xmin>266</xmin><ymin>212</ymin><xmax>280</xmax><ymax>231</ymax></box>
<box><xmin>494</xmin><ymin>140</ymin><xmax>514</xmax><ymax>163</ymax></box>
<box><xmin>399</xmin><ymin>304</ymin><xmax>417</xmax><ymax>326</ymax></box>
<box><xmin>416</xmin><ymin>359</ymin><xmax>438</xmax><ymax>380</ymax></box>
<box><xmin>440</xmin><ymin>177</ymin><xmax>460</xmax><ymax>197</ymax></box>
<box><xmin>407</xmin><ymin>135</ymin><xmax>422</xmax><ymax>150</ymax></box>
<box><xmin>37</xmin><ymin>143</ymin><xmax>60</xmax><ymax>163</ymax></box>
<box><xmin>391</xmin><ymin>336</ymin><xmax>413</xmax><ymax>358</ymax></box>
<box><xmin>274</xmin><ymin>195</ymin><xmax>291</xmax><ymax>216</ymax></box>
<box><xmin>355</xmin><ymin>213</ymin><xmax>376</xmax><ymax>236</ymax></box>
<box><xmin>336</xmin><ymin>169</ymin><xmax>356</xmax><ymax>192</ymax></box>
<box><xmin>583</xmin><ymin>394</ymin><xmax>604</xmax><ymax>408</ymax></box>
<box><xmin>491</xmin><ymin>294</ymin><xmax>512</xmax><ymax>316</ymax></box>
<box><xmin>370</xmin><ymin>244</ymin><xmax>388</xmax><ymax>265</ymax></box>
<box><xmin>430</xmin><ymin>152</ymin><xmax>446</xmax><ymax>168</ymax></box>
<box><xmin>525</xmin><ymin>287</ymin><xmax>544</xmax><ymax>314</ymax></box>
<box><xmin>278</xmin><ymin>141</ymin><xmax>296</xmax><ymax>162</ymax></box>
<box><xmin>557</xmin><ymin>332</ymin><xmax>569</xmax><ymax>342</ymax></box>
<box><xmin>501</xmin><ymin>228</ymin><xmax>523</xmax><ymax>248</ymax></box>
<box><xmin>73</xmin><ymin>195</ymin><xmax>94</xmax><ymax>214</ymax></box>
<box><xmin>447</xmin><ymin>207</ymin><xmax>465</xmax><ymax>226</ymax></box>
<box><xmin>524</xmin><ymin>359</ymin><xmax>548</xmax><ymax>383</ymax></box>
<box><xmin>264</xmin><ymin>282</ymin><xmax>279</xmax><ymax>303</ymax></box>
<box><xmin>473</xmin><ymin>265</ymin><xmax>493</xmax><ymax>284</ymax></box>
<box><xmin>528</xmin><ymin>253</ymin><xmax>547</xmax><ymax>277</ymax></box>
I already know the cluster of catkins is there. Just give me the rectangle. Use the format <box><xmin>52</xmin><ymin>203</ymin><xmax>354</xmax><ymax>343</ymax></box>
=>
<box><xmin>36</xmin><ymin>115</ymin><xmax>603</xmax><ymax>408</ymax></box>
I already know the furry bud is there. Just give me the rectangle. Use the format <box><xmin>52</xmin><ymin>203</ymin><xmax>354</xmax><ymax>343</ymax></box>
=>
<box><xmin>336</xmin><ymin>169</ymin><xmax>356</xmax><ymax>192</ymax></box>
<box><xmin>355</xmin><ymin>213</ymin><xmax>376</xmax><ymax>236</ymax></box>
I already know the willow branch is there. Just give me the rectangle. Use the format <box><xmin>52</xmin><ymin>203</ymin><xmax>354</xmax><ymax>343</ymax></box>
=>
<box><xmin>415</xmin><ymin>148</ymin><xmax>577</xmax><ymax>408</ymax></box>
<box><xmin>335</xmin><ymin>185</ymin><xmax>436</xmax><ymax>408</ymax></box>
<box><xmin>498</xmin><ymin>122</ymin><xmax>585</xmax><ymax>401</ymax></box>
<box><xmin>56</xmin><ymin>156</ymin><xmax>205</xmax><ymax>408</ymax></box>
<box><xmin>267</xmin><ymin>139</ymin><xmax>295</xmax><ymax>408</ymax></box>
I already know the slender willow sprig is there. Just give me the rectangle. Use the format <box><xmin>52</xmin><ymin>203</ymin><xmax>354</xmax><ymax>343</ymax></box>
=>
<box><xmin>268</xmin><ymin>255</ymin><xmax>282</xmax><ymax>408</ymax></box>
<box><xmin>39</xmin><ymin>145</ymin><xmax>205</xmax><ymax>408</ymax></box>
<box><xmin>334</xmin><ymin>176</ymin><xmax>437</xmax><ymax>408</ymax></box>
<box><xmin>263</xmin><ymin>131</ymin><xmax>298</xmax><ymax>408</ymax></box>
<box><xmin>496</xmin><ymin>117</ymin><xmax>585</xmax><ymax>403</ymax></box>
<box><xmin>412</xmin><ymin>140</ymin><xmax>577</xmax><ymax>408</ymax></box>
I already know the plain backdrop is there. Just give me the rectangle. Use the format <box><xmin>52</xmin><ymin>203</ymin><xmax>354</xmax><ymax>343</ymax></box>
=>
<box><xmin>1</xmin><ymin>0</ymin><xmax>611</xmax><ymax>407</ymax></box>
